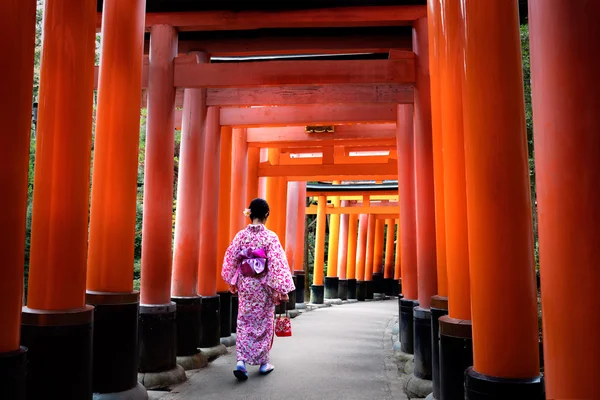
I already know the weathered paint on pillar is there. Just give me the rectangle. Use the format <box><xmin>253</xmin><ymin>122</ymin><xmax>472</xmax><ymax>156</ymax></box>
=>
<box><xmin>216</xmin><ymin>127</ymin><xmax>233</xmax><ymax>294</ymax></box>
<box><xmin>373</xmin><ymin>218</ymin><xmax>385</xmax><ymax>274</ymax></box>
<box><xmin>413</xmin><ymin>17</ymin><xmax>438</xmax><ymax>310</ymax></box>
<box><xmin>337</xmin><ymin>201</ymin><xmax>350</xmax><ymax>279</ymax></box>
<box><xmin>230</xmin><ymin>128</ymin><xmax>248</xmax><ymax>235</ymax></box>
<box><xmin>529</xmin><ymin>1</ymin><xmax>600</xmax><ymax>396</ymax></box>
<box><xmin>327</xmin><ymin>184</ymin><xmax>341</xmax><ymax>277</ymax></box>
<box><xmin>355</xmin><ymin>214</ymin><xmax>369</xmax><ymax>281</ymax></box>
<box><xmin>87</xmin><ymin>0</ymin><xmax>147</xmax><ymax>293</ymax></box>
<box><xmin>140</xmin><ymin>24</ymin><xmax>178</xmax><ymax>305</ymax></box>
<box><xmin>396</xmin><ymin>105</ymin><xmax>418</xmax><ymax>300</ymax></box>
<box><xmin>427</xmin><ymin>0</ymin><xmax>448</xmax><ymax>298</ymax></box>
<box><xmin>294</xmin><ymin>182</ymin><xmax>307</xmax><ymax>272</ymax></box>
<box><xmin>394</xmin><ymin>220</ymin><xmax>401</xmax><ymax>280</ymax></box>
<box><xmin>0</xmin><ymin>0</ymin><xmax>36</xmax><ymax>353</ymax></box>
<box><xmin>364</xmin><ymin>214</ymin><xmax>376</xmax><ymax>281</ymax></box>
<box><xmin>172</xmin><ymin>84</ymin><xmax>207</xmax><ymax>297</ymax></box>
<box><xmin>346</xmin><ymin>213</ymin><xmax>359</xmax><ymax>280</ymax></box>
<box><xmin>285</xmin><ymin>182</ymin><xmax>300</xmax><ymax>269</ymax></box>
<box><xmin>28</xmin><ymin>0</ymin><xmax>96</xmax><ymax>310</ymax></box>
<box><xmin>246</xmin><ymin>147</ymin><xmax>260</xmax><ymax>205</ymax></box>
<box><xmin>384</xmin><ymin>219</ymin><xmax>395</xmax><ymax>279</ymax></box>
<box><xmin>461</xmin><ymin>0</ymin><xmax>539</xmax><ymax>378</ymax></box>
<box><xmin>197</xmin><ymin>107</ymin><xmax>221</xmax><ymax>297</ymax></box>
<box><xmin>312</xmin><ymin>195</ymin><xmax>327</xmax><ymax>286</ymax></box>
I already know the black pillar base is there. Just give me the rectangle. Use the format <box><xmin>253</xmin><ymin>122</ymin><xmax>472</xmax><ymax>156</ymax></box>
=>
<box><xmin>400</xmin><ymin>298</ymin><xmax>418</xmax><ymax>354</ymax></box>
<box><xmin>21</xmin><ymin>306</ymin><xmax>94</xmax><ymax>400</ymax></box>
<box><xmin>383</xmin><ymin>278</ymin><xmax>394</xmax><ymax>296</ymax></box>
<box><xmin>391</xmin><ymin>279</ymin><xmax>400</xmax><ymax>297</ymax></box>
<box><xmin>365</xmin><ymin>280</ymin><xmax>374</xmax><ymax>299</ymax></box>
<box><xmin>324</xmin><ymin>276</ymin><xmax>339</xmax><ymax>299</ymax></box>
<box><xmin>172</xmin><ymin>296</ymin><xmax>201</xmax><ymax>357</ymax></box>
<box><xmin>465</xmin><ymin>367</ymin><xmax>545</xmax><ymax>400</ymax></box>
<box><xmin>217</xmin><ymin>292</ymin><xmax>232</xmax><ymax>338</ymax></box>
<box><xmin>231</xmin><ymin>294</ymin><xmax>238</xmax><ymax>333</ymax></box>
<box><xmin>200</xmin><ymin>295</ymin><xmax>220</xmax><ymax>348</ymax></box>
<box><xmin>347</xmin><ymin>279</ymin><xmax>357</xmax><ymax>300</ymax></box>
<box><xmin>139</xmin><ymin>303</ymin><xmax>177</xmax><ymax>373</ymax></box>
<box><xmin>356</xmin><ymin>281</ymin><xmax>366</xmax><ymax>301</ymax></box>
<box><xmin>87</xmin><ymin>291</ymin><xmax>142</xmax><ymax>396</ymax></box>
<box><xmin>310</xmin><ymin>284</ymin><xmax>324</xmax><ymax>304</ymax></box>
<box><xmin>0</xmin><ymin>347</ymin><xmax>27</xmax><ymax>400</ymax></box>
<box><xmin>431</xmin><ymin>296</ymin><xmax>449</xmax><ymax>400</ymax></box>
<box><xmin>440</xmin><ymin>315</ymin><xmax>473</xmax><ymax>400</ymax></box>
<box><xmin>414</xmin><ymin>306</ymin><xmax>433</xmax><ymax>380</ymax></box>
<box><xmin>372</xmin><ymin>272</ymin><xmax>384</xmax><ymax>294</ymax></box>
<box><xmin>293</xmin><ymin>270</ymin><xmax>306</xmax><ymax>304</ymax></box>
<box><xmin>338</xmin><ymin>279</ymin><xmax>348</xmax><ymax>300</ymax></box>
<box><xmin>286</xmin><ymin>275</ymin><xmax>297</xmax><ymax>310</ymax></box>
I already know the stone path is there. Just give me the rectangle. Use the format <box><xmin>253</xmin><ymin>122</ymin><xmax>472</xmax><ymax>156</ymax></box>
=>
<box><xmin>151</xmin><ymin>299</ymin><xmax>407</xmax><ymax>400</ymax></box>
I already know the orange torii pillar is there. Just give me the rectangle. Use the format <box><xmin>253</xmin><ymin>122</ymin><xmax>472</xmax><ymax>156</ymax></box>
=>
<box><xmin>372</xmin><ymin>217</ymin><xmax>385</xmax><ymax>295</ymax></box>
<box><xmin>529</xmin><ymin>2</ymin><xmax>600</xmax><ymax>398</ymax></box>
<box><xmin>383</xmin><ymin>219</ymin><xmax>395</xmax><ymax>296</ymax></box>
<box><xmin>337</xmin><ymin>201</ymin><xmax>350</xmax><ymax>300</ymax></box>
<box><xmin>284</xmin><ymin>182</ymin><xmax>299</xmax><ymax>310</ymax></box>
<box><xmin>217</xmin><ymin>127</ymin><xmax>233</xmax><ymax>340</ymax></box>
<box><xmin>197</xmin><ymin>107</ymin><xmax>222</xmax><ymax>348</ymax></box>
<box><xmin>265</xmin><ymin>149</ymin><xmax>281</xmax><ymax>235</ymax></box>
<box><xmin>20</xmin><ymin>2</ymin><xmax>95</xmax><ymax>398</ymax></box>
<box><xmin>325</xmin><ymin>184</ymin><xmax>341</xmax><ymax>300</ymax></box>
<box><xmin>257</xmin><ymin>148</ymin><xmax>268</xmax><ymax>199</ymax></box>
<box><xmin>436</xmin><ymin>1</ymin><xmax>474</xmax><ymax>398</ymax></box>
<box><xmin>86</xmin><ymin>0</ymin><xmax>147</xmax><ymax>397</ymax></box>
<box><xmin>293</xmin><ymin>182</ymin><xmax>308</xmax><ymax>306</ymax></box>
<box><xmin>394</xmin><ymin>219</ymin><xmax>402</xmax><ymax>296</ymax></box>
<box><xmin>171</xmin><ymin>79</ymin><xmax>207</xmax><ymax>364</ymax></box>
<box><xmin>246</xmin><ymin>147</ymin><xmax>260</xmax><ymax>205</ymax></box>
<box><xmin>396</xmin><ymin>105</ymin><xmax>418</xmax><ymax>355</ymax></box>
<box><xmin>230</xmin><ymin>128</ymin><xmax>248</xmax><ymax>330</ymax></box>
<box><xmin>461</xmin><ymin>1</ymin><xmax>543</xmax><ymax>398</ymax></box>
<box><xmin>355</xmin><ymin>213</ymin><xmax>369</xmax><ymax>301</ymax></box>
<box><xmin>346</xmin><ymin>212</ymin><xmax>359</xmax><ymax>300</ymax></box>
<box><xmin>0</xmin><ymin>1</ymin><xmax>36</xmax><ymax>396</ymax></box>
<box><xmin>364</xmin><ymin>213</ymin><xmax>376</xmax><ymax>300</ymax></box>
<box><xmin>138</xmin><ymin>24</ymin><xmax>183</xmax><ymax>383</ymax></box>
<box><xmin>310</xmin><ymin>195</ymin><xmax>327</xmax><ymax>304</ymax></box>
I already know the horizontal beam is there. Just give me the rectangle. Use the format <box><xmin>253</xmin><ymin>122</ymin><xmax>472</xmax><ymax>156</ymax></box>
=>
<box><xmin>220</xmin><ymin>105</ymin><xmax>397</xmax><ymax>127</ymax></box>
<box><xmin>305</xmin><ymin>205</ymin><xmax>400</xmax><ymax>215</ymax></box>
<box><xmin>174</xmin><ymin>57</ymin><xmax>415</xmax><ymax>88</ymax></box>
<box><xmin>258</xmin><ymin>161</ymin><xmax>397</xmax><ymax>178</ymax></box>
<box><xmin>306</xmin><ymin>190</ymin><xmax>399</xmax><ymax>197</ymax></box>
<box><xmin>96</xmin><ymin>6</ymin><xmax>427</xmax><ymax>32</ymax></box>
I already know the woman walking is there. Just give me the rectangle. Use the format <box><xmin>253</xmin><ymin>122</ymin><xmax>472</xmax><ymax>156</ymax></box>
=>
<box><xmin>221</xmin><ymin>198</ymin><xmax>295</xmax><ymax>381</ymax></box>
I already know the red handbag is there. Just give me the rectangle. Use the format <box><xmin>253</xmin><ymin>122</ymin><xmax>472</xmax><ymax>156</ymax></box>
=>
<box><xmin>275</xmin><ymin>309</ymin><xmax>292</xmax><ymax>337</ymax></box>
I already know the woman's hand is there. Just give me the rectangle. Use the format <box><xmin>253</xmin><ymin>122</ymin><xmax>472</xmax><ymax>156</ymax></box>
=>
<box><xmin>228</xmin><ymin>284</ymin><xmax>237</xmax><ymax>294</ymax></box>
<box><xmin>272</xmin><ymin>292</ymin><xmax>289</xmax><ymax>305</ymax></box>
<box><xmin>280</xmin><ymin>293</ymin><xmax>289</xmax><ymax>302</ymax></box>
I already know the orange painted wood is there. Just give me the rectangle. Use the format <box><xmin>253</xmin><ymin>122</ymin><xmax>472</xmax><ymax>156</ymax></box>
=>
<box><xmin>337</xmin><ymin>203</ymin><xmax>349</xmax><ymax>279</ymax></box>
<box><xmin>97</xmin><ymin>6</ymin><xmax>426</xmax><ymax>32</ymax></box>
<box><xmin>427</xmin><ymin>0</ymin><xmax>448</xmax><ymax>298</ymax></box>
<box><xmin>373</xmin><ymin>219</ymin><xmax>385</xmax><ymax>274</ymax></box>
<box><xmin>230</xmin><ymin>128</ymin><xmax>249</xmax><ymax>236</ymax></box>
<box><xmin>285</xmin><ymin>182</ymin><xmax>300</xmax><ymax>269</ymax></box>
<box><xmin>258</xmin><ymin>161</ymin><xmax>397</xmax><ymax>180</ymax></box>
<box><xmin>0</xmin><ymin>0</ymin><xmax>36</xmax><ymax>353</ymax></box>
<box><xmin>276</xmin><ymin>177</ymin><xmax>288</xmax><ymax>251</ymax></box>
<box><xmin>412</xmin><ymin>18</ymin><xmax>437</xmax><ymax>309</ymax></box>
<box><xmin>175</xmin><ymin>58</ymin><xmax>415</xmax><ymax>88</ymax></box>
<box><xmin>28</xmin><ymin>0</ymin><xmax>96</xmax><ymax>310</ymax></box>
<box><xmin>197</xmin><ymin>107</ymin><xmax>221</xmax><ymax>297</ymax></box>
<box><xmin>364</xmin><ymin>214</ymin><xmax>376</xmax><ymax>281</ymax></box>
<box><xmin>246</xmin><ymin>147</ymin><xmax>260</xmax><ymax>204</ymax></box>
<box><xmin>305</xmin><ymin>189</ymin><xmax>399</xmax><ymax>197</ymax></box>
<box><xmin>327</xmin><ymin>188</ymin><xmax>341</xmax><ymax>277</ymax></box>
<box><xmin>294</xmin><ymin>182</ymin><xmax>307</xmax><ymax>273</ymax></box>
<box><xmin>396</xmin><ymin>105</ymin><xmax>417</xmax><ymax>300</ymax></box>
<box><xmin>264</xmin><ymin>149</ymin><xmax>281</xmax><ymax>234</ymax></box>
<box><xmin>529</xmin><ymin>1</ymin><xmax>600</xmax><ymax>395</ymax></box>
<box><xmin>313</xmin><ymin>196</ymin><xmax>327</xmax><ymax>286</ymax></box>
<box><xmin>94</xmin><ymin>59</ymin><xmax>148</xmax><ymax>91</ymax></box>
<box><xmin>394</xmin><ymin>221</ymin><xmax>401</xmax><ymax>280</ymax></box>
<box><xmin>384</xmin><ymin>219</ymin><xmax>395</xmax><ymax>279</ymax></box>
<box><xmin>172</xmin><ymin>88</ymin><xmax>206</xmax><ymax>297</ymax></box>
<box><xmin>462</xmin><ymin>0</ymin><xmax>539</xmax><ymax>378</ymax></box>
<box><xmin>216</xmin><ymin>127</ymin><xmax>233</xmax><ymax>293</ymax></box>
<box><xmin>346</xmin><ymin>214</ymin><xmax>359</xmax><ymax>280</ymax></box>
<box><xmin>355</xmin><ymin>214</ymin><xmax>368</xmax><ymax>282</ymax></box>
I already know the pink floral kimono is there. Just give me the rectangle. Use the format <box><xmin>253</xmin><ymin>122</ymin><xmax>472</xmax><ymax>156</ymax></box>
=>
<box><xmin>221</xmin><ymin>224</ymin><xmax>295</xmax><ymax>365</ymax></box>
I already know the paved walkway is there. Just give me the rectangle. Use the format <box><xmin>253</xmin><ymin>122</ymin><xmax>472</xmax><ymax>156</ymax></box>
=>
<box><xmin>154</xmin><ymin>300</ymin><xmax>405</xmax><ymax>400</ymax></box>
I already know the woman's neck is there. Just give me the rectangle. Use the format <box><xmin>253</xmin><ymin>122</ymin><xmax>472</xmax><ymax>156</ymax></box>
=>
<box><xmin>251</xmin><ymin>219</ymin><xmax>264</xmax><ymax>225</ymax></box>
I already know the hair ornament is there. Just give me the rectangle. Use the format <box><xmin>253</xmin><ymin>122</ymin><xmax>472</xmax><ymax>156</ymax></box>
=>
<box><xmin>242</xmin><ymin>208</ymin><xmax>251</xmax><ymax>217</ymax></box>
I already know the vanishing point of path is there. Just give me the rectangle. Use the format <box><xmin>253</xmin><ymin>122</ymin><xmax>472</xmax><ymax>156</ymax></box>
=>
<box><xmin>154</xmin><ymin>300</ymin><xmax>406</xmax><ymax>400</ymax></box>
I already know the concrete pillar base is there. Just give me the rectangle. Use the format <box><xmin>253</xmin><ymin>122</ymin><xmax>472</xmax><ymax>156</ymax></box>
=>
<box><xmin>295</xmin><ymin>302</ymin><xmax>307</xmax><ymax>310</ymax></box>
<box><xmin>220</xmin><ymin>333</ymin><xmax>237</xmax><ymax>347</ymax></box>
<box><xmin>430</xmin><ymin>295</ymin><xmax>448</xmax><ymax>400</ymax></box>
<box><xmin>200</xmin><ymin>295</ymin><xmax>220</xmax><ymax>348</ymax></box>
<box><xmin>217</xmin><ymin>292</ymin><xmax>232</xmax><ymax>338</ymax></box>
<box><xmin>21</xmin><ymin>306</ymin><xmax>94</xmax><ymax>399</ymax></box>
<box><xmin>199</xmin><ymin>344</ymin><xmax>228</xmax><ymax>361</ymax></box>
<box><xmin>138</xmin><ymin>365</ymin><xmax>186</xmax><ymax>391</ymax></box>
<box><xmin>338</xmin><ymin>279</ymin><xmax>348</xmax><ymax>300</ymax></box>
<box><xmin>310</xmin><ymin>284</ymin><xmax>325</xmax><ymax>304</ymax></box>
<box><xmin>139</xmin><ymin>303</ymin><xmax>177</xmax><ymax>374</ymax></box>
<box><xmin>347</xmin><ymin>278</ymin><xmax>357</xmax><ymax>300</ymax></box>
<box><xmin>324</xmin><ymin>276</ymin><xmax>339</xmax><ymax>299</ymax></box>
<box><xmin>293</xmin><ymin>270</ymin><xmax>306</xmax><ymax>304</ymax></box>
<box><xmin>439</xmin><ymin>316</ymin><xmax>473</xmax><ymax>400</ymax></box>
<box><xmin>465</xmin><ymin>367</ymin><xmax>545</xmax><ymax>400</ymax></box>
<box><xmin>171</xmin><ymin>296</ymin><xmax>201</xmax><ymax>358</ymax></box>
<box><xmin>404</xmin><ymin>373</ymin><xmax>433</xmax><ymax>399</ymax></box>
<box><xmin>286</xmin><ymin>276</ymin><xmax>297</xmax><ymax>311</ymax></box>
<box><xmin>93</xmin><ymin>382</ymin><xmax>148</xmax><ymax>400</ymax></box>
<box><xmin>324</xmin><ymin>298</ymin><xmax>343</xmax><ymax>306</ymax></box>
<box><xmin>400</xmin><ymin>298</ymin><xmax>418</xmax><ymax>354</ymax></box>
<box><xmin>176</xmin><ymin>353</ymin><xmax>208</xmax><ymax>371</ymax></box>
<box><xmin>356</xmin><ymin>281</ymin><xmax>366</xmax><ymax>301</ymax></box>
<box><xmin>413</xmin><ymin>307</ymin><xmax>433</xmax><ymax>380</ymax></box>
<box><xmin>0</xmin><ymin>347</ymin><xmax>27</xmax><ymax>400</ymax></box>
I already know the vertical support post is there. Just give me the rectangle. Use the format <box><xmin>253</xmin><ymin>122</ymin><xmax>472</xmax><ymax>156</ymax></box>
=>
<box><xmin>265</xmin><ymin>149</ymin><xmax>280</xmax><ymax>233</ymax></box>
<box><xmin>284</xmin><ymin>182</ymin><xmax>299</xmax><ymax>310</ymax></box>
<box><xmin>461</xmin><ymin>0</ymin><xmax>543</xmax><ymax>397</ymax></box>
<box><xmin>337</xmin><ymin>202</ymin><xmax>350</xmax><ymax>300</ymax></box>
<box><xmin>230</xmin><ymin>128</ymin><xmax>248</xmax><ymax>235</ymax></box>
<box><xmin>86</xmin><ymin>0</ymin><xmax>148</xmax><ymax>397</ymax></box>
<box><xmin>372</xmin><ymin>218</ymin><xmax>385</xmax><ymax>295</ymax></box>
<box><xmin>198</xmin><ymin>107</ymin><xmax>222</xmax><ymax>348</ymax></box>
<box><xmin>310</xmin><ymin>195</ymin><xmax>327</xmax><ymax>304</ymax></box>
<box><xmin>277</xmin><ymin>179</ymin><xmax>289</xmax><ymax>250</ymax></box>
<box><xmin>246</xmin><ymin>147</ymin><xmax>259</xmax><ymax>205</ymax></box>
<box><xmin>393</xmin><ymin>220</ymin><xmax>402</xmax><ymax>296</ymax></box>
<box><xmin>0</xmin><ymin>1</ymin><xmax>37</xmax><ymax>397</ymax></box>
<box><xmin>257</xmin><ymin>148</ymin><xmax>268</xmax><ymax>199</ymax></box>
<box><xmin>355</xmin><ymin>213</ymin><xmax>369</xmax><ymax>301</ymax></box>
<box><xmin>22</xmin><ymin>1</ymin><xmax>96</xmax><ymax>398</ymax></box>
<box><xmin>172</xmin><ymin>80</ymin><xmax>207</xmax><ymax>364</ymax></box>
<box><xmin>383</xmin><ymin>219</ymin><xmax>395</xmax><ymax>295</ymax></box>
<box><xmin>364</xmin><ymin>214</ymin><xmax>376</xmax><ymax>299</ymax></box>
<box><xmin>325</xmin><ymin>183</ymin><xmax>341</xmax><ymax>299</ymax></box>
<box><xmin>529</xmin><ymin>1</ymin><xmax>600</xmax><ymax>398</ymax></box>
<box><xmin>294</xmin><ymin>182</ymin><xmax>307</xmax><ymax>306</ymax></box>
<box><xmin>346</xmin><ymin>212</ymin><xmax>359</xmax><ymax>300</ymax></box>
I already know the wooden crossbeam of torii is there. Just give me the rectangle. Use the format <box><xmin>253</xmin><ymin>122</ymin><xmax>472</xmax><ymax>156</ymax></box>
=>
<box><xmin>305</xmin><ymin>204</ymin><xmax>400</xmax><ymax>215</ymax></box>
<box><xmin>258</xmin><ymin>160</ymin><xmax>397</xmax><ymax>181</ymax></box>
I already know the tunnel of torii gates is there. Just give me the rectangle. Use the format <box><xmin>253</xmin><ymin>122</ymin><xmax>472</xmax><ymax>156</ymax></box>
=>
<box><xmin>0</xmin><ymin>1</ymin><xmax>598</xmax><ymax>400</ymax></box>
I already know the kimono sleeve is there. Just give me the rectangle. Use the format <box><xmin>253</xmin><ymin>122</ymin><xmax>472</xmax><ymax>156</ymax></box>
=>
<box><xmin>221</xmin><ymin>230</ymin><xmax>244</xmax><ymax>285</ymax></box>
<box><xmin>264</xmin><ymin>232</ymin><xmax>296</xmax><ymax>295</ymax></box>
